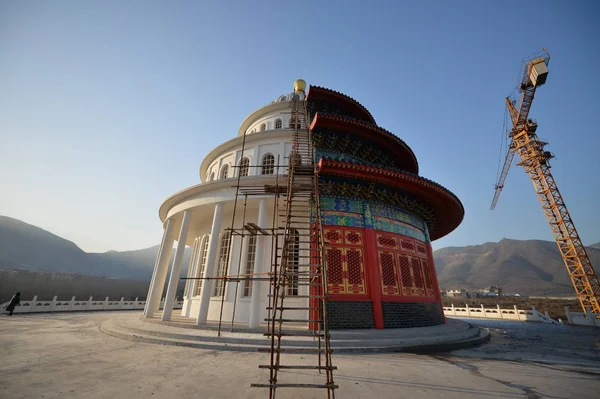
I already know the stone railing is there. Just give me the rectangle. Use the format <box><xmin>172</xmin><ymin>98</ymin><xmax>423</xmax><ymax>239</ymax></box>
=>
<box><xmin>443</xmin><ymin>304</ymin><xmax>561</xmax><ymax>324</ymax></box>
<box><xmin>564</xmin><ymin>307</ymin><xmax>600</xmax><ymax>327</ymax></box>
<box><xmin>1</xmin><ymin>296</ymin><xmax>183</xmax><ymax>314</ymax></box>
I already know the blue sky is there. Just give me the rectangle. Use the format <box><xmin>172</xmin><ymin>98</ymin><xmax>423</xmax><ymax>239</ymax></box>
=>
<box><xmin>1</xmin><ymin>1</ymin><xmax>599</xmax><ymax>253</ymax></box>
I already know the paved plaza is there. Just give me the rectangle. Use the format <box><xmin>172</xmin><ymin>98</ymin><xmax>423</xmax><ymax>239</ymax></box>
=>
<box><xmin>1</xmin><ymin>312</ymin><xmax>599</xmax><ymax>398</ymax></box>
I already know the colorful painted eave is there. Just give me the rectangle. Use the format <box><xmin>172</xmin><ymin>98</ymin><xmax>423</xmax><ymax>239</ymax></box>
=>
<box><xmin>311</xmin><ymin>112</ymin><xmax>419</xmax><ymax>174</ymax></box>
<box><xmin>318</xmin><ymin>158</ymin><xmax>464</xmax><ymax>240</ymax></box>
<box><xmin>306</xmin><ymin>85</ymin><xmax>377</xmax><ymax>125</ymax></box>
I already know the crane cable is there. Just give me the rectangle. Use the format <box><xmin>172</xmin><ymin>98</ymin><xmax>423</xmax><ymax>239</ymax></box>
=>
<box><xmin>495</xmin><ymin>105</ymin><xmax>509</xmax><ymax>185</ymax></box>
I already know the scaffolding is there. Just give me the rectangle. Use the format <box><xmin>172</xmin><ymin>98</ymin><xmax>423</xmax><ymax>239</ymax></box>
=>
<box><xmin>183</xmin><ymin>92</ymin><xmax>337</xmax><ymax>397</ymax></box>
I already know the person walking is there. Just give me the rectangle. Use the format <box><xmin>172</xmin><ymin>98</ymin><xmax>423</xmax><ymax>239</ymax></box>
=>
<box><xmin>4</xmin><ymin>292</ymin><xmax>21</xmax><ymax>316</ymax></box>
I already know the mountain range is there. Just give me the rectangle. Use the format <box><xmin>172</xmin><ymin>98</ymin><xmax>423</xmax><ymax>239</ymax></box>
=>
<box><xmin>1</xmin><ymin>215</ymin><xmax>599</xmax><ymax>296</ymax></box>
<box><xmin>0</xmin><ymin>215</ymin><xmax>190</xmax><ymax>281</ymax></box>
<box><xmin>434</xmin><ymin>238</ymin><xmax>600</xmax><ymax>295</ymax></box>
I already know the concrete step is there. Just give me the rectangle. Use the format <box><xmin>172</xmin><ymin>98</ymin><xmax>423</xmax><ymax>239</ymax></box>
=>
<box><xmin>100</xmin><ymin>316</ymin><xmax>489</xmax><ymax>353</ymax></box>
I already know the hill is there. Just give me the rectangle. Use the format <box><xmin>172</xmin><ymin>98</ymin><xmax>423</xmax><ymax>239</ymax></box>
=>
<box><xmin>3</xmin><ymin>215</ymin><xmax>599</xmax><ymax>298</ymax></box>
<box><xmin>0</xmin><ymin>215</ymin><xmax>190</xmax><ymax>281</ymax></box>
<box><xmin>434</xmin><ymin>238</ymin><xmax>600</xmax><ymax>296</ymax></box>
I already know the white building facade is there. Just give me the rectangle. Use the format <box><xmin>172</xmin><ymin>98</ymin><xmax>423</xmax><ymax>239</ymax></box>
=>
<box><xmin>143</xmin><ymin>90</ymin><xmax>308</xmax><ymax>328</ymax></box>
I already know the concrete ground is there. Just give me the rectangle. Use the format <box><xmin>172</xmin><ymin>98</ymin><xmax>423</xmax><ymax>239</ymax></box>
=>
<box><xmin>1</xmin><ymin>312</ymin><xmax>599</xmax><ymax>399</ymax></box>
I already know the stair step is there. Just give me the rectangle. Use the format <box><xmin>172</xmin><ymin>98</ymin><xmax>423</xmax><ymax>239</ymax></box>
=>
<box><xmin>256</xmin><ymin>348</ymin><xmax>333</xmax><ymax>354</ymax></box>
<box><xmin>271</xmin><ymin>264</ymin><xmax>322</xmax><ymax>267</ymax></box>
<box><xmin>264</xmin><ymin>319</ymin><xmax>321</xmax><ymax>323</ymax></box>
<box><xmin>251</xmin><ymin>383</ymin><xmax>336</xmax><ymax>389</ymax></box>
<box><xmin>258</xmin><ymin>365</ymin><xmax>337</xmax><ymax>370</ymax></box>
<box><xmin>262</xmin><ymin>332</ymin><xmax>326</xmax><ymax>337</ymax></box>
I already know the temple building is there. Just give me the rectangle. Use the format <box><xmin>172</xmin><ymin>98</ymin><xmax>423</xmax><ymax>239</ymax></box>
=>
<box><xmin>143</xmin><ymin>81</ymin><xmax>464</xmax><ymax>330</ymax></box>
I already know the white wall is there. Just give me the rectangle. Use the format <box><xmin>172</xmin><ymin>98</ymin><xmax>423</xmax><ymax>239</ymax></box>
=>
<box><xmin>180</xmin><ymin>204</ymin><xmax>312</xmax><ymax>324</ymax></box>
<box><xmin>205</xmin><ymin>136</ymin><xmax>294</xmax><ymax>182</ymax></box>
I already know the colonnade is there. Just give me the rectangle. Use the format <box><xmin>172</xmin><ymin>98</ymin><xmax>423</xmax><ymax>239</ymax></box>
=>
<box><xmin>143</xmin><ymin>199</ymin><xmax>269</xmax><ymax>328</ymax></box>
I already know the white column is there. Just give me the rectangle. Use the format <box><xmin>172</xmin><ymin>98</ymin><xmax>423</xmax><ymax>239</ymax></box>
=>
<box><xmin>143</xmin><ymin>219</ymin><xmax>175</xmax><ymax>318</ymax></box>
<box><xmin>196</xmin><ymin>203</ymin><xmax>224</xmax><ymax>325</ymax></box>
<box><xmin>249</xmin><ymin>199</ymin><xmax>268</xmax><ymax>328</ymax></box>
<box><xmin>162</xmin><ymin>210</ymin><xmax>192</xmax><ymax>321</ymax></box>
<box><xmin>144</xmin><ymin>224</ymin><xmax>167</xmax><ymax>316</ymax></box>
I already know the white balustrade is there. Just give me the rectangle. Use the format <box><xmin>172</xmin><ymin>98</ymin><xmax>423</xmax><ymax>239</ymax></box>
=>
<box><xmin>1</xmin><ymin>295</ymin><xmax>184</xmax><ymax>315</ymax></box>
<box><xmin>443</xmin><ymin>303</ymin><xmax>569</xmax><ymax>324</ymax></box>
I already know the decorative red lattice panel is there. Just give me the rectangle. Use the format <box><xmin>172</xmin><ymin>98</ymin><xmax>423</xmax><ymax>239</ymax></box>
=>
<box><xmin>375</xmin><ymin>231</ymin><xmax>435</xmax><ymax>298</ymax></box>
<box><xmin>377</xmin><ymin>234</ymin><xmax>398</xmax><ymax>248</ymax></box>
<box><xmin>401</xmin><ymin>240</ymin><xmax>415</xmax><ymax>252</ymax></box>
<box><xmin>325</xmin><ymin>229</ymin><xmax>343</xmax><ymax>245</ymax></box>
<box><xmin>379</xmin><ymin>251</ymin><xmax>399</xmax><ymax>295</ymax></box>
<box><xmin>345</xmin><ymin>230</ymin><xmax>363</xmax><ymax>246</ymax></box>
<box><xmin>323</xmin><ymin>227</ymin><xmax>366</xmax><ymax>295</ymax></box>
<box><xmin>345</xmin><ymin>248</ymin><xmax>366</xmax><ymax>294</ymax></box>
<box><xmin>326</xmin><ymin>248</ymin><xmax>343</xmax><ymax>294</ymax></box>
<box><xmin>411</xmin><ymin>257</ymin><xmax>425</xmax><ymax>296</ymax></box>
<box><xmin>421</xmin><ymin>259</ymin><xmax>434</xmax><ymax>296</ymax></box>
<box><xmin>398</xmin><ymin>255</ymin><xmax>413</xmax><ymax>296</ymax></box>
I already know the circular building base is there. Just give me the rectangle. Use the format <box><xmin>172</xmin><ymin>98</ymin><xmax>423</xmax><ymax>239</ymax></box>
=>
<box><xmin>100</xmin><ymin>312</ymin><xmax>489</xmax><ymax>353</ymax></box>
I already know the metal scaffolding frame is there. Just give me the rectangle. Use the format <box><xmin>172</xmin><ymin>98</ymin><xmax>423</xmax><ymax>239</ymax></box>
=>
<box><xmin>182</xmin><ymin>93</ymin><xmax>337</xmax><ymax>397</ymax></box>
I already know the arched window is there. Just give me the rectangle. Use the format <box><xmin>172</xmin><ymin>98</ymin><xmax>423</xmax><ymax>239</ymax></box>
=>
<box><xmin>239</xmin><ymin>157</ymin><xmax>250</xmax><ymax>177</ymax></box>
<box><xmin>260</xmin><ymin>123</ymin><xmax>267</xmax><ymax>131</ymax></box>
<box><xmin>242</xmin><ymin>235</ymin><xmax>257</xmax><ymax>297</ymax></box>
<box><xmin>210</xmin><ymin>172</ymin><xmax>215</xmax><ymax>181</ymax></box>
<box><xmin>184</xmin><ymin>238</ymin><xmax>201</xmax><ymax>298</ymax></box>
<box><xmin>213</xmin><ymin>232</ymin><xmax>232</xmax><ymax>296</ymax></box>
<box><xmin>289</xmin><ymin>115</ymin><xmax>300</xmax><ymax>129</ymax></box>
<box><xmin>275</xmin><ymin>119</ymin><xmax>282</xmax><ymax>129</ymax></box>
<box><xmin>261</xmin><ymin>154</ymin><xmax>275</xmax><ymax>175</ymax></box>
<box><xmin>287</xmin><ymin>229</ymin><xmax>300</xmax><ymax>296</ymax></box>
<box><xmin>220</xmin><ymin>164</ymin><xmax>229</xmax><ymax>179</ymax></box>
<box><xmin>194</xmin><ymin>235</ymin><xmax>210</xmax><ymax>295</ymax></box>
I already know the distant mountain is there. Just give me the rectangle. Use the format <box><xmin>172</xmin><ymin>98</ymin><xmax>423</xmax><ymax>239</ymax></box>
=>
<box><xmin>3</xmin><ymin>215</ymin><xmax>599</xmax><ymax>297</ymax></box>
<box><xmin>90</xmin><ymin>246</ymin><xmax>162</xmax><ymax>278</ymax></box>
<box><xmin>434</xmin><ymin>238</ymin><xmax>600</xmax><ymax>296</ymax></box>
<box><xmin>0</xmin><ymin>216</ymin><xmax>190</xmax><ymax>280</ymax></box>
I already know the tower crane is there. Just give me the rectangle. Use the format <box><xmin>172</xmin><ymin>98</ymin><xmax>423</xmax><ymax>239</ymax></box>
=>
<box><xmin>491</xmin><ymin>50</ymin><xmax>600</xmax><ymax>313</ymax></box>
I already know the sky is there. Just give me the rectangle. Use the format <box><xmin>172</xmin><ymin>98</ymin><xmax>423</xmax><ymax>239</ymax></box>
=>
<box><xmin>1</xmin><ymin>1</ymin><xmax>599</xmax><ymax>253</ymax></box>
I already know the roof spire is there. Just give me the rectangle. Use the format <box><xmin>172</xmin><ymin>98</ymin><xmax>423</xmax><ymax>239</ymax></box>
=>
<box><xmin>294</xmin><ymin>79</ymin><xmax>306</xmax><ymax>93</ymax></box>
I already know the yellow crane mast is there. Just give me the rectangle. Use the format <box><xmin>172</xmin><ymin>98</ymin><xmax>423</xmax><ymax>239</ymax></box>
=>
<box><xmin>491</xmin><ymin>51</ymin><xmax>600</xmax><ymax>313</ymax></box>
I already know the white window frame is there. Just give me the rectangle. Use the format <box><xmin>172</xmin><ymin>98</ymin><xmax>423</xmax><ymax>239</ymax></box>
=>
<box><xmin>220</xmin><ymin>164</ymin><xmax>229</xmax><ymax>179</ymax></box>
<box><xmin>261</xmin><ymin>154</ymin><xmax>275</xmax><ymax>175</ymax></box>
<box><xmin>239</xmin><ymin>157</ymin><xmax>250</xmax><ymax>177</ymax></box>
<box><xmin>242</xmin><ymin>235</ymin><xmax>257</xmax><ymax>297</ymax></box>
<box><xmin>213</xmin><ymin>232</ymin><xmax>232</xmax><ymax>296</ymax></box>
<box><xmin>194</xmin><ymin>235</ymin><xmax>210</xmax><ymax>296</ymax></box>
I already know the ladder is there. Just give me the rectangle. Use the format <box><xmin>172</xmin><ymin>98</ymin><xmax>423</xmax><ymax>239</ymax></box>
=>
<box><xmin>251</xmin><ymin>97</ymin><xmax>337</xmax><ymax>397</ymax></box>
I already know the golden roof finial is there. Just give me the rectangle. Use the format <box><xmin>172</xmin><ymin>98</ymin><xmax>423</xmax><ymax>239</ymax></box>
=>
<box><xmin>294</xmin><ymin>79</ymin><xmax>306</xmax><ymax>93</ymax></box>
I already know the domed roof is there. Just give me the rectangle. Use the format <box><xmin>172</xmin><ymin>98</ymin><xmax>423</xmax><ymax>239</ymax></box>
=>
<box><xmin>310</xmin><ymin>112</ymin><xmax>419</xmax><ymax>174</ymax></box>
<box><xmin>307</xmin><ymin>86</ymin><xmax>376</xmax><ymax>125</ymax></box>
<box><xmin>270</xmin><ymin>91</ymin><xmax>305</xmax><ymax>104</ymax></box>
